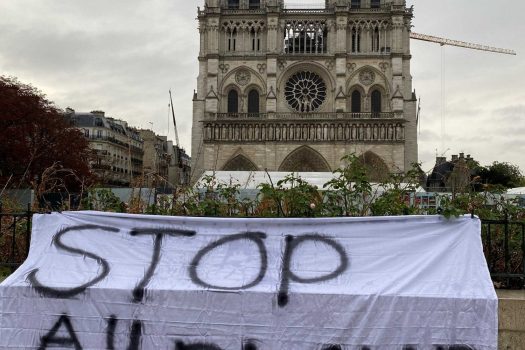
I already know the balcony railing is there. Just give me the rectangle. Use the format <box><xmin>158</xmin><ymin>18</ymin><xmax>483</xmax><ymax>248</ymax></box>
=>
<box><xmin>211</xmin><ymin>112</ymin><xmax>398</xmax><ymax>120</ymax></box>
<box><xmin>282</xmin><ymin>8</ymin><xmax>334</xmax><ymax>14</ymax></box>
<box><xmin>86</xmin><ymin>135</ymin><xmax>144</xmax><ymax>154</ymax></box>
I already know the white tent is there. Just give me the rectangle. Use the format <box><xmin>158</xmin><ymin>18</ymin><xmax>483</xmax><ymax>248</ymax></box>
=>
<box><xmin>507</xmin><ymin>187</ymin><xmax>525</xmax><ymax>195</ymax></box>
<box><xmin>196</xmin><ymin>171</ymin><xmax>427</xmax><ymax>193</ymax></box>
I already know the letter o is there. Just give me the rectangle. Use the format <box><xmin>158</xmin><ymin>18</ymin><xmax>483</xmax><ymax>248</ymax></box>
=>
<box><xmin>189</xmin><ymin>232</ymin><xmax>268</xmax><ymax>290</ymax></box>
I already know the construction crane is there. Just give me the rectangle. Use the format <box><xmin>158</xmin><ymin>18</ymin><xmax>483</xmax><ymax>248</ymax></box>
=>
<box><xmin>410</xmin><ymin>32</ymin><xmax>516</xmax><ymax>56</ymax></box>
<box><xmin>169</xmin><ymin>90</ymin><xmax>184</xmax><ymax>169</ymax></box>
<box><xmin>409</xmin><ymin>32</ymin><xmax>516</xmax><ymax>153</ymax></box>
<box><xmin>169</xmin><ymin>90</ymin><xmax>180</xmax><ymax>148</ymax></box>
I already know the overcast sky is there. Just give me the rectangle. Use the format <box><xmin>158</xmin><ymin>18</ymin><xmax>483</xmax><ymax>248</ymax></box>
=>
<box><xmin>1</xmin><ymin>0</ymin><xmax>523</xmax><ymax>173</ymax></box>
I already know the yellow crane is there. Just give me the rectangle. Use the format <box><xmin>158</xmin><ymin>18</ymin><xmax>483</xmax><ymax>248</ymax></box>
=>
<box><xmin>410</xmin><ymin>32</ymin><xmax>516</xmax><ymax>55</ymax></box>
<box><xmin>409</xmin><ymin>32</ymin><xmax>516</xmax><ymax>153</ymax></box>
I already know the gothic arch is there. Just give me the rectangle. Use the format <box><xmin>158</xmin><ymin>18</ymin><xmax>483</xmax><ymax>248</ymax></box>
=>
<box><xmin>279</xmin><ymin>146</ymin><xmax>331</xmax><ymax>172</ymax></box>
<box><xmin>346</xmin><ymin>66</ymin><xmax>391</xmax><ymax>97</ymax></box>
<box><xmin>224</xmin><ymin>84</ymin><xmax>242</xmax><ymax>113</ymax></box>
<box><xmin>347</xmin><ymin>84</ymin><xmax>366</xmax><ymax>113</ymax></box>
<box><xmin>244</xmin><ymin>83</ymin><xmax>265</xmax><ymax>113</ymax></box>
<box><xmin>358</xmin><ymin>151</ymin><xmax>390</xmax><ymax>182</ymax></box>
<box><xmin>222</xmin><ymin>154</ymin><xmax>258</xmax><ymax>171</ymax></box>
<box><xmin>368</xmin><ymin>83</ymin><xmax>389</xmax><ymax>113</ymax></box>
<box><xmin>219</xmin><ymin>66</ymin><xmax>267</xmax><ymax>96</ymax></box>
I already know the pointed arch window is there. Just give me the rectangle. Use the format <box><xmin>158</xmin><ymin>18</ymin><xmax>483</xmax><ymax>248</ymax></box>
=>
<box><xmin>352</xmin><ymin>28</ymin><xmax>361</xmax><ymax>53</ymax></box>
<box><xmin>371</xmin><ymin>0</ymin><xmax>381</xmax><ymax>8</ymax></box>
<box><xmin>351</xmin><ymin>90</ymin><xmax>362</xmax><ymax>113</ymax></box>
<box><xmin>372</xmin><ymin>28</ymin><xmax>380</xmax><ymax>52</ymax></box>
<box><xmin>351</xmin><ymin>0</ymin><xmax>361</xmax><ymax>9</ymax></box>
<box><xmin>248</xmin><ymin>89</ymin><xmax>260</xmax><ymax>114</ymax></box>
<box><xmin>227</xmin><ymin>28</ymin><xmax>237</xmax><ymax>51</ymax></box>
<box><xmin>228</xmin><ymin>0</ymin><xmax>240</xmax><ymax>9</ymax></box>
<box><xmin>227</xmin><ymin>90</ymin><xmax>239</xmax><ymax>114</ymax></box>
<box><xmin>371</xmin><ymin>90</ymin><xmax>382</xmax><ymax>115</ymax></box>
<box><xmin>249</xmin><ymin>0</ymin><xmax>260</xmax><ymax>9</ymax></box>
<box><xmin>251</xmin><ymin>28</ymin><xmax>260</xmax><ymax>51</ymax></box>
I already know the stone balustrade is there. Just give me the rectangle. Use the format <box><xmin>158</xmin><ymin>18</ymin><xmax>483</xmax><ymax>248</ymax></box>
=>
<box><xmin>210</xmin><ymin>112</ymin><xmax>399</xmax><ymax>120</ymax></box>
<box><xmin>203</xmin><ymin>118</ymin><xmax>405</xmax><ymax>143</ymax></box>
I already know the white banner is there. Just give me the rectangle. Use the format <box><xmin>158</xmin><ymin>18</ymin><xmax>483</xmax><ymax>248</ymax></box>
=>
<box><xmin>0</xmin><ymin>212</ymin><xmax>497</xmax><ymax>349</ymax></box>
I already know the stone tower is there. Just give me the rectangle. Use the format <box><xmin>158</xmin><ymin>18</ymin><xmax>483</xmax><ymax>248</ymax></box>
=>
<box><xmin>191</xmin><ymin>0</ymin><xmax>417</xmax><ymax>182</ymax></box>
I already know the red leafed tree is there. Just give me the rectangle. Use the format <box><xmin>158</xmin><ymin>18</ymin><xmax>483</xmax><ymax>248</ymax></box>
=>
<box><xmin>0</xmin><ymin>76</ymin><xmax>95</xmax><ymax>194</ymax></box>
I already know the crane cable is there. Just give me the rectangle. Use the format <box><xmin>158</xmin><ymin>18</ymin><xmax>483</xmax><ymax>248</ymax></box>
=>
<box><xmin>440</xmin><ymin>45</ymin><xmax>446</xmax><ymax>155</ymax></box>
<box><xmin>167</xmin><ymin>101</ymin><xmax>171</xmax><ymax>137</ymax></box>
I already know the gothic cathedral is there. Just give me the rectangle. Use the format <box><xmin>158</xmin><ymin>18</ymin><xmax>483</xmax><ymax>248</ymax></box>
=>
<box><xmin>191</xmin><ymin>0</ymin><xmax>417</xmax><ymax>182</ymax></box>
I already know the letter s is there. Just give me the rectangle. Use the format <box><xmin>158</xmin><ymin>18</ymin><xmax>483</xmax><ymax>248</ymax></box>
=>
<box><xmin>28</xmin><ymin>225</ymin><xmax>117</xmax><ymax>298</ymax></box>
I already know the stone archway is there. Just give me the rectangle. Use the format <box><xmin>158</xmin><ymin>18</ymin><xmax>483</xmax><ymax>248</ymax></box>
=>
<box><xmin>279</xmin><ymin>146</ymin><xmax>331</xmax><ymax>172</ymax></box>
<box><xmin>358</xmin><ymin>151</ymin><xmax>389</xmax><ymax>182</ymax></box>
<box><xmin>222</xmin><ymin>154</ymin><xmax>258</xmax><ymax>171</ymax></box>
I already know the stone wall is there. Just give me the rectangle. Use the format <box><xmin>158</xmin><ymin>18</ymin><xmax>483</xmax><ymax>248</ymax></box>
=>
<box><xmin>498</xmin><ymin>290</ymin><xmax>525</xmax><ymax>349</ymax></box>
<box><xmin>202</xmin><ymin>142</ymin><xmax>405</xmax><ymax>173</ymax></box>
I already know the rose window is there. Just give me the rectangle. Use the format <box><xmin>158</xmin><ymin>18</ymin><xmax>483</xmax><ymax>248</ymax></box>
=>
<box><xmin>285</xmin><ymin>71</ymin><xmax>327</xmax><ymax>112</ymax></box>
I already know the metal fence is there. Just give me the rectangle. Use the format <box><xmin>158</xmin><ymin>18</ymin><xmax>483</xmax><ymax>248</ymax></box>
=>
<box><xmin>482</xmin><ymin>218</ymin><xmax>525</xmax><ymax>288</ymax></box>
<box><xmin>0</xmin><ymin>204</ymin><xmax>32</xmax><ymax>273</ymax></box>
<box><xmin>0</xmin><ymin>207</ymin><xmax>524</xmax><ymax>288</ymax></box>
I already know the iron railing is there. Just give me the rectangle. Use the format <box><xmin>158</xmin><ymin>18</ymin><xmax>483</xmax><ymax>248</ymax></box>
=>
<box><xmin>482</xmin><ymin>218</ymin><xmax>525</xmax><ymax>288</ymax></box>
<box><xmin>0</xmin><ymin>203</ymin><xmax>32</xmax><ymax>273</ymax></box>
<box><xmin>0</xmin><ymin>205</ymin><xmax>523</xmax><ymax>289</ymax></box>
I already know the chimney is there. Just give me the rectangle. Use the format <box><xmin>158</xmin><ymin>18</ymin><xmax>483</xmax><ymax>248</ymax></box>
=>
<box><xmin>459</xmin><ymin>153</ymin><xmax>465</xmax><ymax>159</ymax></box>
<box><xmin>436</xmin><ymin>156</ymin><xmax>447</xmax><ymax>165</ymax></box>
<box><xmin>91</xmin><ymin>110</ymin><xmax>105</xmax><ymax>117</ymax></box>
<box><xmin>451</xmin><ymin>155</ymin><xmax>458</xmax><ymax>162</ymax></box>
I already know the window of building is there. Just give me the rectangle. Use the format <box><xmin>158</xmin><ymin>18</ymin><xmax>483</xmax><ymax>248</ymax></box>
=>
<box><xmin>227</xmin><ymin>28</ymin><xmax>237</xmax><ymax>51</ymax></box>
<box><xmin>227</xmin><ymin>89</ymin><xmax>239</xmax><ymax>113</ymax></box>
<box><xmin>351</xmin><ymin>0</ymin><xmax>361</xmax><ymax>9</ymax></box>
<box><xmin>97</xmin><ymin>130</ymin><xmax>102</xmax><ymax>139</ymax></box>
<box><xmin>251</xmin><ymin>28</ymin><xmax>260</xmax><ymax>51</ymax></box>
<box><xmin>228</xmin><ymin>0</ymin><xmax>239</xmax><ymax>9</ymax></box>
<box><xmin>352</xmin><ymin>29</ymin><xmax>361</xmax><ymax>53</ymax></box>
<box><xmin>371</xmin><ymin>90</ymin><xmax>382</xmax><ymax>114</ymax></box>
<box><xmin>249</xmin><ymin>0</ymin><xmax>260</xmax><ymax>9</ymax></box>
<box><xmin>84</xmin><ymin>129</ymin><xmax>90</xmax><ymax>137</ymax></box>
<box><xmin>284</xmin><ymin>20</ymin><xmax>327</xmax><ymax>55</ymax></box>
<box><xmin>371</xmin><ymin>0</ymin><xmax>381</xmax><ymax>8</ymax></box>
<box><xmin>372</xmin><ymin>28</ymin><xmax>380</xmax><ymax>52</ymax></box>
<box><xmin>351</xmin><ymin>90</ymin><xmax>362</xmax><ymax>113</ymax></box>
<box><xmin>248</xmin><ymin>89</ymin><xmax>260</xmax><ymax>114</ymax></box>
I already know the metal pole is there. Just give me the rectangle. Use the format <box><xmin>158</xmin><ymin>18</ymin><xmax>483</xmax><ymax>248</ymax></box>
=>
<box><xmin>522</xmin><ymin>223</ymin><xmax>525</xmax><ymax>288</ymax></box>
<box><xmin>25</xmin><ymin>203</ymin><xmax>31</xmax><ymax>258</ymax></box>
<box><xmin>487</xmin><ymin>223</ymin><xmax>492</xmax><ymax>271</ymax></box>
<box><xmin>10</xmin><ymin>216</ymin><xmax>17</xmax><ymax>273</ymax></box>
<box><xmin>504</xmin><ymin>214</ymin><xmax>510</xmax><ymax>275</ymax></box>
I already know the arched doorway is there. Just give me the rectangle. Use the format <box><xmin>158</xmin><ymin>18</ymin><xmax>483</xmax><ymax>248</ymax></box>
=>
<box><xmin>222</xmin><ymin>155</ymin><xmax>258</xmax><ymax>171</ymax></box>
<box><xmin>358</xmin><ymin>151</ymin><xmax>389</xmax><ymax>182</ymax></box>
<box><xmin>279</xmin><ymin>146</ymin><xmax>331</xmax><ymax>172</ymax></box>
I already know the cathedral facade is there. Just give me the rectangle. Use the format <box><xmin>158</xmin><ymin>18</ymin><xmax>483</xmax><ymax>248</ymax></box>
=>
<box><xmin>191</xmin><ymin>0</ymin><xmax>417</xmax><ymax>182</ymax></box>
